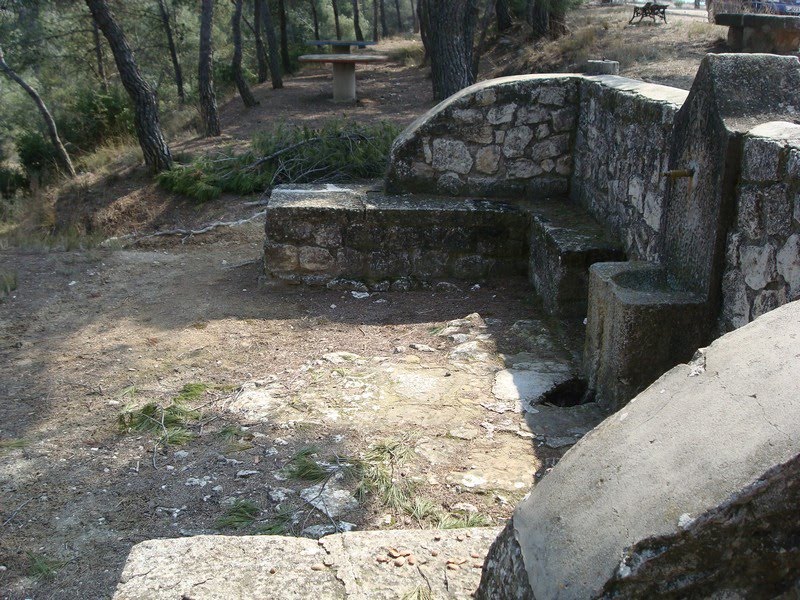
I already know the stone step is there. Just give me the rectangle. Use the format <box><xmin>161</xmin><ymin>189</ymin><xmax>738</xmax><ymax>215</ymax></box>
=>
<box><xmin>113</xmin><ymin>527</ymin><xmax>502</xmax><ymax>600</ymax></box>
<box><xmin>525</xmin><ymin>199</ymin><xmax>625</xmax><ymax>318</ymax></box>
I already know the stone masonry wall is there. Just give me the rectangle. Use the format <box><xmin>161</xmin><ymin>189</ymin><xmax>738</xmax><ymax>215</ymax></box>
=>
<box><xmin>571</xmin><ymin>77</ymin><xmax>688</xmax><ymax>261</ymax></box>
<box><xmin>720</xmin><ymin>122</ymin><xmax>800</xmax><ymax>332</ymax></box>
<box><xmin>385</xmin><ymin>75</ymin><xmax>580</xmax><ymax>199</ymax></box>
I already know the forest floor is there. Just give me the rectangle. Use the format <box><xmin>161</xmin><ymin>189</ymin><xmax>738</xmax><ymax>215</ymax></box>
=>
<box><xmin>0</xmin><ymin>10</ymin><xmax>729</xmax><ymax>600</ymax></box>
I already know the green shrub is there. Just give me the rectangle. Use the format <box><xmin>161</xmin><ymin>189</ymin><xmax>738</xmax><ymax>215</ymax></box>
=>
<box><xmin>58</xmin><ymin>87</ymin><xmax>134</xmax><ymax>152</ymax></box>
<box><xmin>16</xmin><ymin>131</ymin><xmax>58</xmax><ymax>173</ymax></box>
<box><xmin>158</xmin><ymin>120</ymin><xmax>401</xmax><ymax>203</ymax></box>
<box><xmin>0</xmin><ymin>165</ymin><xmax>28</xmax><ymax>199</ymax></box>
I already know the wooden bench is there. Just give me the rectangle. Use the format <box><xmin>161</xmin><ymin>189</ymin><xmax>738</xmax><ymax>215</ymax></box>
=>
<box><xmin>629</xmin><ymin>2</ymin><xmax>668</xmax><ymax>23</ymax></box>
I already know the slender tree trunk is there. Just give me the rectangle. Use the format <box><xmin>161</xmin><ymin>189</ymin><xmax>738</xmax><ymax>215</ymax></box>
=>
<box><xmin>418</xmin><ymin>0</ymin><xmax>477</xmax><ymax>101</ymax></box>
<box><xmin>394</xmin><ymin>0</ymin><xmax>402</xmax><ymax>31</ymax></box>
<box><xmin>473</xmin><ymin>0</ymin><xmax>495</xmax><ymax>79</ymax></box>
<box><xmin>352</xmin><ymin>0</ymin><xmax>365</xmax><ymax>42</ymax></box>
<box><xmin>198</xmin><ymin>0</ymin><xmax>221</xmax><ymax>136</ymax></box>
<box><xmin>332</xmin><ymin>0</ymin><xmax>342</xmax><ymax>39</ymax></box>
<box><xmin>310</xmin><ymin>0</ymin><xmax>321</xmax><ymax>40</ymax></box>
<box><xmin>527</xmin><ymin>0</ymin><xmax>549</xmax><ymax>38</ymax></box>
<box><xmin>496</xmin><ymin>0</ymin><xmax>512</xmax><ymax>31</ymax></box>
<box><xmin>85</xmin><ymin>0</ymin><xmax>172</xmax><ymax>172</ymax></box>
<box><xmin>0</xmin><ymin>44</ymin><xmax>76</xmax><ymax>177</ymax></box>
<box><xmin>254</xmin><ymin>0</ymin><xmax>270</xmax><ymax>82</ymax></box>
<box><xmin>410</xmin><ymin>0</ymin><xmax>419</xmax><ymax>32</ymax></box>
<box><xmin>92</xmin><ymin>19</ymin><xmax>109</xmax><ymax>91</ymax></box>
<box><xmin>157</xmin><ymin>0</ymin><xmax>185</xmax><ymax>102</ymax></box>
<box><xmin>372</xmin><ymin>0</ymin><xmax>379</xmax><ymax>40</ymax></box>
<box><xmin>232</xmin><ymin>0</ymin><xmax>259</xmax><ymax>106</ymax></box>
<box><xmin>278</xmin><ymin>0</ymin><xmax>290</xmax><ymax>72</ymax></box>
<box><xmin>260</xmin><ymin>0</ymin><xmax>283</xmax><ymax>89</ymax></box>
<box><xmin>379</xmin><ymin>0</ymin><xmax>389</xmax><ymax>36</ymax></box>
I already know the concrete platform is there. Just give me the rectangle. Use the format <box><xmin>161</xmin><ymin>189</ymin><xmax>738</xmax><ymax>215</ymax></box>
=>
<box><xmin>113</xmin><ymin>527</ymin><xmax>502</xmax><ymax>600</ymax></box>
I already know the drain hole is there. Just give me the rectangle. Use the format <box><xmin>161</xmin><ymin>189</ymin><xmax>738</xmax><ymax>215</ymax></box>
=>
<box><xmin>542</xmin><ymin>378</ymin><xmax>592</xmax><ymax>407</ymax></box>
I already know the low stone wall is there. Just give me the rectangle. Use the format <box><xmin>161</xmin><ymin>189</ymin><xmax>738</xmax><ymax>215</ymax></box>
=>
<box><xmin>385</xmin><ymin>75</ymin><xmax>580</xmax><ymax>199</ymax></box>
<box><xmin>571</xmin><ymin>77</ymin><xmax>688</xmax><ymax>261</ymax></box>
<box><xmin>720</xmin><ymin>122</ymin><xmax>800</xmax><ymax>332</ymax></box>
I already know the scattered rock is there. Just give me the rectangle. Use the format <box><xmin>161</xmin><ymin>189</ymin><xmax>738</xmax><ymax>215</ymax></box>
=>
<box><xmin>492</xmin><ymin>362</ymin><xmax>573</xmax><ymax>405</ymax></box>
<box><xmin>410</xmin><ymin>343</ymin><xmax>436</xmax><ymax>352</ymax></box>
<box><xmin>236</xmin><ymin>470</ymin><xmax>260</xmax><ymax>479</ymax></box>
<box><xmin>450</xmin><ymin>341</ymin><xmax>490</xmax><ymax>362</ymax></box>
<box><xmin>351</xmin><ymin>291</ymin><xmax>370</xmax><ymax>299</ymax></box>
<box><xmin>300</xmin><ymin>481</ymin><xmax>358</xmax><ymax>518</ymax></box>
<box><xmin>322</xmin><ymin>351</ymin><xmax>361</xmax><ymax>364</ymax></box>
<box><xmin>449</xmin><ymin>426</ymin><xmax>479</xmax><ymax>441</ymax></box>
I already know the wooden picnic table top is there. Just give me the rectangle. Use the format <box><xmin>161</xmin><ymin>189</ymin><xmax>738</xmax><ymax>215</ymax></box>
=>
<box><xmin>306</xmin><ymin>40</ymin><xmax>378</xmax><ymax>47</ymax></box>
<box><xmin>298</xmin><ymin>54</ymin><xmax>389</xmax><ymax>64</ymax></box>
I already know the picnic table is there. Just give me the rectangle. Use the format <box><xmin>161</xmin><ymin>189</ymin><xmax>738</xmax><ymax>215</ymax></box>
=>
<box><xmin>299</xmin><ymin>40</ymin><xmax>388</xmax><ymax>103</ymax></box>
<box><xmin>629</xmin><ymin>2</ymin><xmax>669</xmax><ymax>23</ymax></box>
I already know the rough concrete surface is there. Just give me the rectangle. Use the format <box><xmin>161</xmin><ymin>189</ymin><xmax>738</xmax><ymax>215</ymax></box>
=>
<box><xmin>113</xmin><ymin>527</ymin><xmax>501</xmax><ymax>599</ymax></box>
<box><xmin>480</xmin><ymin>299</ymin><xmax>800</xmax><ymax>599</ymax></box>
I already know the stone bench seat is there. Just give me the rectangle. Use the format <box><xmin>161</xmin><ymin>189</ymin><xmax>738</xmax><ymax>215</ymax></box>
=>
<box><xmin>263</xmin><ymin>184</ymin><xmax>624</xmax><ymax>310</ymax></box>
<box><xmin>263</xmin><ymin>183</ymin><xmax>530</xmax><ymax>289</ymax></box>
<box><xmin>714</xmin><ymin>13</ymin><xmax>800</xmax><ymax>53</ymax></box>
<box><xmin>524</xmin><ymin>200</ymin><xmax>625</xmax><ymax>317</ymax></box>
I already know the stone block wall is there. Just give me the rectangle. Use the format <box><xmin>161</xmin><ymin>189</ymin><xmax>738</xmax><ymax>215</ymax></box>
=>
<box><xmin>571</xmin><ymin>77</ymin><xmax>688</xmax><ymax>261</ymax></box>
<box><xmin>385</xmin><ymin>75</ymin><xmax>580</xmax><ymax>199</ymax></box>
<box><xmin>720</xmin><ymin>122</ymin><xmax>800</xmax><ymax>332</ymax></box>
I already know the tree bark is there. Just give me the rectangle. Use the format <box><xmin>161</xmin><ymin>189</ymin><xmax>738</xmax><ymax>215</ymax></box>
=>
<box><xmin>254</xmin><ymin>0</ymin><xmax>270</xmax><ymax>82</ymax></box>
<box><xmin>394</xmin><ymin>0</ymin><xmax>402</xmax><ymax>31</ymax></box>
<box><xmin>91</xmin><ymin>18</ymin><xmax>109</xmax><ymax>91</ymax></box>
<box><xmin>473</xmin><ymin>0</ymin><xmax>495</xmax><ymax>79</ymax></box>
<box><xmin>418</xmin><ymin>0</ymin><xmax>477</xmax><ymax>101</ymax></box>
<box><xmin>277</xmin><ymin>0</ymin><xmax>290</xmax><ymax>72</ymax></box>
<box><xmin>84</xmin><ymin>0</ymin><xmax>172</xmax><ymax>172</ymax></box>
<box><xmin>198</xmin><ymin>0</ymin><xmax>221</xmax><ymax>136</ymax></box>
<box><xmin>309</xmin><ymin>0</ymin><xmax>321</xmax><ymax>40</ymax></box>
<box><xmin>0</xmin><ymin>44</ymin><xmax>76</xmax><ymax>177</ymax></box>
<box><xmin>410</xmin><ymin>0</ymin><xmax>419</xmax><ymax>32</ymax></box>
<box><xmin>157</xmin><ymin>0</ymin><xmax>185</xmax><ymax>102</ymax></box>
<box><xmin>260</xmin><ymin>0</ymin><xmax>283</xmax><ymax>88</ymax></box>
<box><xmin>332</xmin><ymin>0</ymin><xmax>342</xmax><ymax>39</ymax></box>
<box><xmin>232</xmin><ymin>0</ymin><xmax>258</xmax><ymax>106</ymax></box>
<box><xmin>527</xmin><ymin>0</ymin><xmax>549</xmax><ymax>39</ymax></box>
<box><xmin>379</xmin><ymin>0</ymin><xmax>389</xmax><ymax>36</ymax></box>
<box><xmin>372</xmin><ymin>0</ymin><xmax>379</xmax><ymax>40</ymax></box>
<box><xmin>496</xmin><ymin>0</ymin><xmax>512</xmax><ymax>31</ymax></box>
<box><xmin>352</xmin><ymin>0</ymin><xmax>365</xmax><ymax>42</ymax></box>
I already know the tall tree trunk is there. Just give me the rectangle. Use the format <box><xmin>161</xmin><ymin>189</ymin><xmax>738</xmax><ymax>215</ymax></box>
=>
<box><xmin>157</xmin><ymin>0</ymin><xmax>185</xmax><ymax>102</ymax></box>
<box><xmin>91</xmin><ymin>19</ymin><xmax>109</xmax><ymax>91</ymax></box>
<box><xmin>473</xmin><ymin>0</ymin><xmax>495</xmax><ymax>79</ymax></box>
<box><xmin>260</xmin><ymin>0</ymin><xmax>283</xmax><ymax>89</ymax></box>
<box><xmin>352</xmin><ymin>0</ymin><xmax>365</xmax><ymax>42</ymax></box>
<box><xmin>0</xmin><ymin>44</ymin><xmax>76</xmax><ymax>178</ymax></box>
<box><xmin>309</xmin><ymin>0</ymin><xmax>321</xmax><ymax>40</ymax></box>
<box><xmin>527</xmin><ymin>0</ymin><xmax>548</xmax><ymax>38</ymax></box>
<box><xmin>379</xmin><ymin>0</ymin><xmax>389</xmax><ymax>36</ymax></box>
<box><xmin>418</xmin><ymin>0</ymin><xmax>477</xmax><ymax>101</ymax></box>
<box><xmin>278</xmin><ymin>0</ymin><xmax>290</xmax><ymax>73</ymax></box>
<box><xmin>372</xmin><ymin>0</ymin><xmax>379</xmax><ymax>40</ymax></box>
<box><xmin>198</xmin><ymin>0</ymin><xmax>221</xmax><ymax>136</ymax></box>
<box><xmin>394</xmin><ymin>0</ymin><xmax>402</xmax><ymax>31</ymax></box>
<box><xmin>254</xmin><ymin>0</ymin><xmax>270</xmax><ymax>82</ymax></box>
<box><xmin>496</xmin><ymin>0</ymin><xmax>512</xmax><ymax>31</ymax></box>
<box><xmin>332</xmin><ymin>0</ymin><xmax>342</xmax><ymax>40</ymax></box>
<box><xmin>410</xmin><ymin>0</ymin><xmax>419</xmax><ymax>32</ymax></box>
<box><xmin>232</xmin><ymin>0</ymin><xmax>259</xmax><ymax>106</ymax></box>
<box><xmin>85</xmin><ymin>0</ymin><xmax>172</xmax><ymax>172</ymax></box>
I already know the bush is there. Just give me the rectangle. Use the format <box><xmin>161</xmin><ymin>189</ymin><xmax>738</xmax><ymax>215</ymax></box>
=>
<box><xmin>58</xmin><ymin>87</ymin><xmax>134</xmax><ymax>152</ymax></box>
<box><xmin>0</xmin><ymin>165</ymin><xmax>28</xmax><ymax>199</ymax></box>
<box><xmin>16</xmin><ymin>131</ymin><xmax>58</xmax><ymax>174</ymax></box>
<box><xmin>158</xmin><ymin>120</ymin><xmax>401</xmax><ymax>203</ymax></box>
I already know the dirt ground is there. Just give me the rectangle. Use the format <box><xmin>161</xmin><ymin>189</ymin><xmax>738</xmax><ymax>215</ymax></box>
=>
<box><xmin>1</xmin><ymin>15</ymin><xmax>717</xmax><ymax>599</ymax></box>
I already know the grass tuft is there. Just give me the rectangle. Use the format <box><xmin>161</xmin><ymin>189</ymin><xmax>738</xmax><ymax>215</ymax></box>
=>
<box><xmin>0</xmin><ymin>270</ymin><xmax>17</xmax><ymax>299</ymax></box>
<box><xmin>285</xmin><ymin>446</ymin><xmax>329</xmax><ymax>482</ymax></box>
<box><xmin>215</xmin><ymin>499</ymin><xmax>261</xmax><ymax>530</ymax></box>
<box><xmin>437</xmin><ymin>511</ymin><xmax>492</xmax><ymax>529</ymax></box>
<box><xmin>401</xmin><ymin>586</ymin><xmax>435</xmax><ymax>600</ymax></box>
<box><xmin>26</xmin><ymin>552</ymin><xmax>66</xmax><ymax>581</ymax></box>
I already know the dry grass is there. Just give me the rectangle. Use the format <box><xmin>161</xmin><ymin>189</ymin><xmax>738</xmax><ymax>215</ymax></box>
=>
<box><xmin>487</xmin><ymin>7</ymin><xmax>727</xmax><ymax>89</ymax></box>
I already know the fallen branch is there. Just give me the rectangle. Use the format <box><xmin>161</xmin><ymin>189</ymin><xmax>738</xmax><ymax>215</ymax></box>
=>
<box><xmin>245</xmin><ymin>132</ymin><xmax>369</xmax><ymax>172</ymax></box>
<box><xmin>103</xmin><ymin>210</ymin><xmax>266</xmax><ymax>247</ymax></box>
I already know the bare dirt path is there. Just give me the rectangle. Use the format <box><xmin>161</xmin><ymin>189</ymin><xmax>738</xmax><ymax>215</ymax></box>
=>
<box><xmin>0</xmin><ymin>222</ymin><xmax>599</xmax><ymax>599</ymax></box>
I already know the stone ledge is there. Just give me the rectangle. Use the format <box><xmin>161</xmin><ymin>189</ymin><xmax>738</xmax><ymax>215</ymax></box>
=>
<box><xmin>113</xmin><ymin>527</ymin><xmax>503</xmax><ymax>599</ymax></box>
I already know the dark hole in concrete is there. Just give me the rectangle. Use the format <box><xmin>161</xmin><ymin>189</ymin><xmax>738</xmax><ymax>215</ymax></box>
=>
<box><xmin>542</xmin><ymin>378</ymin><xmax>592</xmax><ymax>407</ymax></box>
